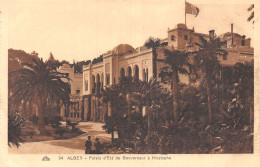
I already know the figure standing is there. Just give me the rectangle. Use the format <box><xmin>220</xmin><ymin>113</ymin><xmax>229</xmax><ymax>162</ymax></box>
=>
<box><xmin>94</xmin><ymin>138</ymin><xmax>102</xmax><ymax>154</ymax></box>
<box><xmin>85</xmin><ymin>136</ymin><xmax>92</xmax><ymax>154</ymax></box>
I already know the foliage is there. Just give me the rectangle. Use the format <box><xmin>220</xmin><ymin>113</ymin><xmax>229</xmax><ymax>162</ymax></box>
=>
<box><xmin>44</xmin><ymin>116</ymin><xmax>62</xmax><ymax>128</ymax></box>
<box><xmin>47</xmin><ymin>52</ymin><xmax>62</xmax><ymax>70</ymax></box>
<box><xmin>102</xmin><ymin>83</ymin><xmax>129</xmax><ymax>141</ymax></box>
<box><xmin>102</xmin><ymin>55</ymin><xmax>253</xmax><ymax>154</ymax></box>
<box><xmin>8</xmin><ymin>49</ymin><xmax>39</xmax><ymax>73</ymax></box>
<box><xmin>8</xmin><ymin>109</ymin><xmax>25</xmax><ymax>147</ymax></box>
<box><xmin>193</xmin><ymin>35</ymin><xmax>228</xmax><ymax>122</ymax></box>
<box><xmin>144</xmin><ymin>37</ymin><xmax>163</xmax><ymax>80</ymax></box>
<box><xmin>9</xmin><ymin>58</ymin><xmax>71</xmax><ymax>133</ymax></box>
<box><xmin>66</xmin><ymin>120</ymin><xmax>79</xmax><ymax>132</ymax></box>
<box><xmin>73</xmin><ymin>60</ymin><xmax>91</xmax><ymax>73</ymax></box>
<box><xmin>92</xmin><ymin>55</ymin><xmax>103</xmax><ymax>64</ymax></box>
<box><xmin>158</xmin><ymin>48</ymin><xmax>191</xmax><ymax>125</ymax></box>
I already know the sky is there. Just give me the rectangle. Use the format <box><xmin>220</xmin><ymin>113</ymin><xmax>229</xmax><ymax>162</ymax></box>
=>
<box><xmin>8</xmin><ymin>0</ymin><xmax>254</xmax><ymax>62</ymax></box>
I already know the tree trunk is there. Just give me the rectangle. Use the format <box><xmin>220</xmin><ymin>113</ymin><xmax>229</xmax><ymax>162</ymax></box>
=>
<box><xmin>37</xmin><ymin>99</ymin><xmax>46</xmax><ymax>134</ymax></box>
<box><xmin>127</xmin><ymin>93</ymin><xmax>132</xmax><ymax>124</ymax></box>
<box><xmin>147</xmin><ymin>98</ymin><xmax>152</xmax><ymax>133</ymax></box>
<box><xmin>164</xmin><ymin>109</ymin><xmax>170</xmax><ymax>128</ymax></box>
<box><xmin>205</xmin><ymin>76</ymin><xmax>213</xmax><ymax>122</ymax></box>
<box><xmin>147</xmin><ymin>97</ymin><xmax>153</xmax><ymax>153</ymax></box>
<box><xmin>172</xmin><ymin>70</ymin><xmax>179</xmax><ymax>126</ymax></box>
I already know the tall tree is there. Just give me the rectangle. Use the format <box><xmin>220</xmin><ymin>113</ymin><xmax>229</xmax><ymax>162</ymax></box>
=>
<box><xmin>47</xmin><ymin>52</ymin><xmax>61</xmax><ymax>69</ymax></box>
<box><xmin>8</xmin><ymin>49</ymin><xmax>39</xmax><ymax>98</ymax></box>
<box><xmin>10</xmin><ymin>58</ymin><xmax>71</xmax><ymax>134</ymax></box>
<box><xmin>102</xmin><ymin>85</ymin><xmax>128</xmax><ymax>141</ymax></box>
<box><xmin>158</xmin><ymin>48</ymin><xmax>191</xmax><ymax>125</ymax></box>
<box><xmin>194</xmin><ymin>36</ymin><xmax>227</xmax><ymax>122</ymax></box>
<box><xmin>226</xmin><ymin>61</ymin><xmax>254</xmax><ymax>131</ymax></box>
<box><xmin>119</xmin><ymin>76</ymin><xmax>134</xmax><ymax>124</ymax></box>
<box><xmin>144</xmin><ymin>37</ymin><xmax>162</xmax><ymax>81</ymax></box>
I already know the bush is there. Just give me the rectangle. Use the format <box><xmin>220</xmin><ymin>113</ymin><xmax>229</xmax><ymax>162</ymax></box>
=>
<box><xmin>44</xmin><ymin>116</ymin><xmax>62</xmax><ymax>128</ymax></box>
<box><xmin>66</xmin><ymin>120</ymin><xmax>79</xmax><ymax>133</ymax></box>
<box><xmin>29</xmin><ymin>115</ymin><xmax>38</xmax><ymax>125</ymax></box>
<box><xmin>8</xmin><ymin>110</ymin><xmax>25</xmax><ymax>147</ymax></box>
<box><xmin>55</xmin><ymin>127</ymin><xmax>66</xmax><ymax>137</ymax></box>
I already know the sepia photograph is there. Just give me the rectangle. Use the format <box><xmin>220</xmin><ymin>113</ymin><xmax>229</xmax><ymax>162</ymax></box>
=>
<box><xmin>1</xmin><ymin>0</ymin><xmax>259</xmax><ymax>166</ymax></box>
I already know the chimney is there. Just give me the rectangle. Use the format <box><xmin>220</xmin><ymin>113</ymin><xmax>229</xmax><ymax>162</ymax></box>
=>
<box><xmin>231</xmin><ymin>23</ymin><xmax>234</xmax><ymax>45</ymax></box>
<box><xmin>209</xmin><ymin>30</ymin><xmax>215</xmax><ymax>38</ymax></box>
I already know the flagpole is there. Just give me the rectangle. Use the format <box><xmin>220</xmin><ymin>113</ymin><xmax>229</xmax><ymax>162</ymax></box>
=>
<box><xmin>185</xmin><ymin>0</ymin><xmax>186</xmax><ymax>25</ymax></box>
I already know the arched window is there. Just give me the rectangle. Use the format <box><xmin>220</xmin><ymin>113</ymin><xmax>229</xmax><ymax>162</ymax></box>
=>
<box><xmin>134</xmin><ymin>65</ymin><xmax>139</xmax><ymax>80</ymax></box>
<box><xmin>101</xmin><ymin>73</ymin><xmax>104</xmax><ymax>90</ymax></box>
<box><xmin>127</xmin><ymin>66</ymin><xmax>132</xmax><ymax>77</ymax></box>
<box><xmin>96</xmin><ymin>74</ymin><xmax>101</xmax><ymax>93</ymax></box>
<box><xmin>92</xmin><ymin>75</ymin><xmax>96</xmax><ymax>93</ymax></box>
<box><xmin>143</xmin><ymin>68</ymin><xmax>146</xmax><ymax>82</ymax></box>
<box><xmin>146</xmin><ymin>68</ymin><xmax>148</xmax><ymax>82</ymax></box>
<box><xmin>85</xmin><ymin>75</ymin><xmax>88</xmax><ymax>91</ymax></box>
<box><xmin>106</xmin><ymin>73</ymin><xmax>110</xmax><ymax>85</ymax></box>
<box><xmin>120</xmin><ymin>68</ymin><xmax>125</xmax><ymax>78</ymax></box>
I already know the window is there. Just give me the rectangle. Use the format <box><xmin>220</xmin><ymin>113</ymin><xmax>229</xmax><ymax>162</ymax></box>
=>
<box><xmin>127</xmin><ymin>66</ymin><xmax>132</xmax><ymax>77</ymax></box>
<box><xmin>184</xmin><ymin>35</ymin><xmax>188</xmax><ymax>40</ymax></box>
<box><xmin>76</xmin><ymin>90</ymin><xmax>80</xmax><ymax>94</ymax></box>
<box><xmin>143</xmin><ymin>69</ymin><xmax>146</xmax><ymax>81</ymax></box>
<box><xmin>242</xmin><ymin>40</ymin><xmax>245</xmax><ymax>46</ymax></box>
<box><xmin>106</xmin><ymin>74</ymin><xmax>110</xmax><ymax>85</ymax></box>
<box><xmin>92</xmin><ymin>75</ymin><xmax>96</xmax><ymax>93</ymax></box>
<box><xmin>85</xmin><ymin>80</ymin><xmax>88</xmax><ymax>91</ymax></box>
<box><xmin>120</xmin><ymin>68</ymin><xmax>125</xmax><ymax>78</ymax></box>
<box><xmin>171</xmin><ymin>35</ymin><xmax>175</xmax><ymax>41</ymax></box>
<box><xmin>146</xmin><ymin>68</ymin><xmax>148</xmax><ymax>82</ymax></box>
<box><xmin>65</xmin><ymin>73</ymin><xmax>69</xmax><ymax>77</ymax></box>
<box><xmin>134</xmin><ymin>65</ymin><xmax>139</xmax><ymax>80</ymax></box>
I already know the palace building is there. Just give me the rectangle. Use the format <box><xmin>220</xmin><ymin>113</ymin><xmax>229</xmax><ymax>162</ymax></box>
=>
<box><xmin>59</xmin><ymin>23</ymin><xmax>254</xmax><ymax>122</ymax></box>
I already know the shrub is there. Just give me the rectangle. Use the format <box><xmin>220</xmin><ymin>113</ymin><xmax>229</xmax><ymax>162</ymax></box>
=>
<box><xmin>8</xmin><ymin>110</ymin><xmax>25</xmax><ymax>147</ymax></box>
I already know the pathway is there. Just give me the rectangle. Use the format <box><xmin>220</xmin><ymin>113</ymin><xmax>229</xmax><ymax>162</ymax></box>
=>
<box><xmin>8</xmin><ymin>122</ymin><xmax>113</xmax><ymax>154</ymax></box>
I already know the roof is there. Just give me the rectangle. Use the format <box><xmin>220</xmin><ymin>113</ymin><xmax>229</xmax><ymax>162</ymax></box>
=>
<box><xmin>59</xmin><ymin>63</ymin><xmax>72</xmax><ymax>70</ymax></box>
<box><xmin>112</xmin><ymin>44</ymin><xmax>135</xmax><ymax>55</ymax></box>
<box><xmin>219</xmin><ymin>32</ymin><xmax>243</xmax><ymax>39</ymax></box>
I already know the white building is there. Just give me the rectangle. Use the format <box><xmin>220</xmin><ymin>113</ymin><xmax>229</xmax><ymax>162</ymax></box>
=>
<box><xmin>60</xmin><ymin>23</ymin><xmax>254</xmax><ymax>122</ymax></box>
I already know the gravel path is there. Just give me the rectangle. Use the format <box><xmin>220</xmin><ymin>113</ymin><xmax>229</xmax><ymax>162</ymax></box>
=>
<box><xmin>8</xmin><ymin>122</ymin><xmax>113</xmax><ymax>154</ymax></box>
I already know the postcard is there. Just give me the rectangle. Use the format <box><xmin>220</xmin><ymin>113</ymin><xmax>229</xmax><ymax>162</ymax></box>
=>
<box><xmin>0</xmin><ymin>0</ymin><xmax>259</xmax><ymax>166</ymax></box>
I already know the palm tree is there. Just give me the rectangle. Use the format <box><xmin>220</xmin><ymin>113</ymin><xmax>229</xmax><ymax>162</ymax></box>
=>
<box><xmin>130</xmin><ymin>79</ymin><xmax>170</xmax><ymax>153</ymax></box>
<box><xmin>10</xmin><ymin>58</ymin><xmax>71</xmax><ymax>134</ymax></box>
<box><xmin>229</xmin><ymin>61</ymin><xmax>254</xmax><ymax>131</ymax></box>
<box><xmin>102</xmin><ymin>85</ymin><xmax>128</xmax><ymax>141</ymax></box>
<box><xmin>144</xmin><ymin>37</ymin><xmax>162</xmax><ymax>81</ymax></box>
<box><xmin>158</xmin><ymin>48</ymin><xmax>191</xmax><ymax>126</ymax></box>
<box><xmin>131</xmin><ymin>79</ymin><xmax>161</xmax><ymax>131</ymax></box>
<box><xmin>194</xmin><ymin>36</ymin><xmax>227</xmax><ymax>122</ymax></box>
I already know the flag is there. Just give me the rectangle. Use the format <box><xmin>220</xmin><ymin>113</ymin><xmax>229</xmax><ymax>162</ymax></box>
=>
<box><xmin>185</xmin><ymin>1</ymin><xmax>199</xmax><ymax>17</ymax></box>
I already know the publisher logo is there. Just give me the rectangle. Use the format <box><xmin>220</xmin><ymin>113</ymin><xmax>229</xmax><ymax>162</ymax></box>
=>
<box><xmin>42</xmin><ymin>156</ymin><xmax>50</xmax><ymax>161</ymax></box>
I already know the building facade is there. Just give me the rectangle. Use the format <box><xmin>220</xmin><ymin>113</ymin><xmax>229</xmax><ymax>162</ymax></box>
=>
<box><xmin>60</xmin><ymin>23</ymin><xmax>254</xmax><ymax>122</ymax></box>
<box><xmin>58</xmin><ymin>64</ymin><xmax>83</xmax><ymax>121</ymax></box>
